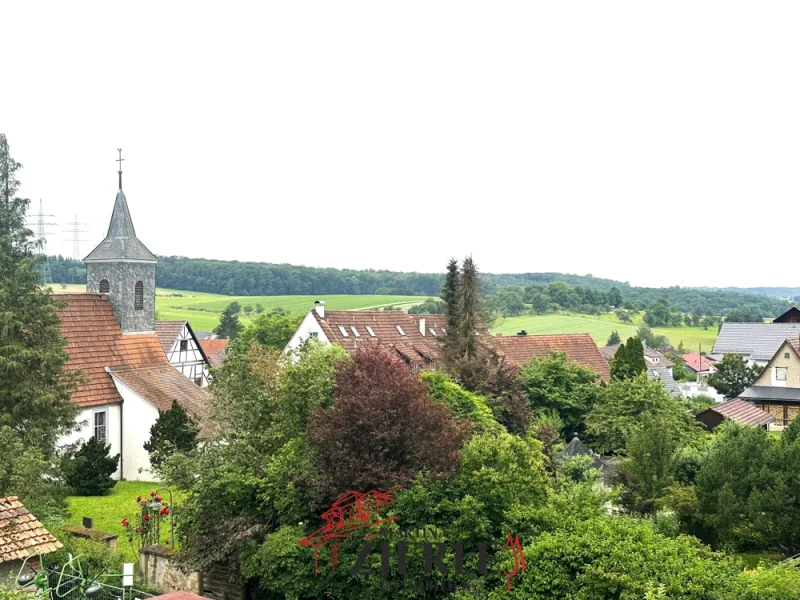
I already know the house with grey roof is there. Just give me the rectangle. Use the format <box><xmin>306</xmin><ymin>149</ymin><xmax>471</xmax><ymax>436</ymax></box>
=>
<box><xmin>647</xmin><ymin>365</ymin><xmax>681</xmax><ymax>397</ymax></box>
<box><xmin>711</xmin><ymin>322</ymin><xmax>800</xmax><ymax>366</ymax></box>
<box><xmin>737</xmin><ymin>338</ymin><xmax>800</xmax><ymax>430</ymax></box>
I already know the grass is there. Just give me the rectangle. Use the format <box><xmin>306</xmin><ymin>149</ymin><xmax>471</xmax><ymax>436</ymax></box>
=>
<box><xmin>66</xmin><ymin>481</ymin><xmax>181</xmax><ymax>563</ymax></box>
<box><xmin>733</xmin><ymin>552</ymin><xmax>785</xmax><ymax>569</ymax></box>
<box><xmin>51</xmin><ymin>284</ymin><xmax>433</xmax><ymax>332</ymax></box>
<box><xmin>491</xmin><ymin>311</ymin><xmax>719</xmax><ymax>350</ymax></box>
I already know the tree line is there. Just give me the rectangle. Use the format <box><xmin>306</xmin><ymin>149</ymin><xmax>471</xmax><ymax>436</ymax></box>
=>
<box><xmin>48</xmin><ymin>254</ymin><xmax>791</xmax><ymax>319</ymax></box>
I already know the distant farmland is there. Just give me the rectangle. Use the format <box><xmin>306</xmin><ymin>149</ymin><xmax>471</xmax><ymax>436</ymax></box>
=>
<box><xmin>52</xmin><ymin>285</ymin><xmax>433</xmax><ymax>331</ymax></box>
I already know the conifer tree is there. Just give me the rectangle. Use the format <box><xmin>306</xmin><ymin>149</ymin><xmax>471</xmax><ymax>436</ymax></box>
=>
<box><xmin>214</xmin><ymin>302</ymin><xmax>244</xmax><ymax>339</ymax></box>
<box><xmin>457</xmin><ymin>256</ymin><xmax>481</xmax><ymax>360</ymax></box>
<box><xmin>610</xmin><ymin>336</ymin><xmax>647</xmax><ymax>381</ymax></box>
<box><xmin>441</xmin><ymin>258</ymin><xmax>460</xmax><ymax>347</ymax></box>
<box><xmin>144</xmin><ymin>399</ymin><xmax>199</xmax><ymax>469</ymax></box>
<box><xmin>607</xmin><ymin>330</ymin><xmax>621</xmax><ymax>346</ymax></box>
<box><xmin>0</xmin><ymin>134</ymin><xmax>78</xmax><ymax>451</ymax></box>
<box><xmin>63</xmin><ymin>437</ymin><xmax>119</xmax><ymax>496</ymax></box>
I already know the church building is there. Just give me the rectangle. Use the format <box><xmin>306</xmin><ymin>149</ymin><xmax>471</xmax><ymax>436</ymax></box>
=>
<box><xmin>56</xmin><ymin>158</ymin><xmax>209</xmax><ymax>480</ymax></box>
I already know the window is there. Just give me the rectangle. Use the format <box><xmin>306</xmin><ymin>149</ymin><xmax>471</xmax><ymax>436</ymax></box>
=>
<box><xmin>310</xmin><ymin>331</ymin><xmax>319</xmax><ymax>340</ymax></box>
<box><xmin>350</xmin><ymin>326</ymin><xmax>361</xmax><ymax>337</ymax></box>
<box><xmin>441</xmin><ymin>327</ymin><xmax>446</xmax><ymax>334</ymax></box>
<box><xmin>395</xmin><ymin>325</ymin><xmax>406</xmax><ymax>336</ymax></box>
<box><xmin>365</xmin><ymin>325</ymin><xmax>376</xmax><ymax>337</ymax></box>
<box><xmin>786</xmin><ymin>353</ymin><xmax>791</xmax><ymax>359</ymax></box>
<box><xmin>99</xmin><ymin>279</ymin><xmax>110</xmax><ymax>293</ymax></box>
<box><xmin>776</xmin><ymin>367</ymin><xmax>787</xmax><ymax>382</ymax></box>
<box><xmin>134</xmin><ymin>281</ymin><xmax>144</xmax><ymax>310</ymax></box>
<box><xmin>180</xmin><ymin>339</ymin><xmax>188</xmax><ymax>352</ymax></box>
<box><xmin>93</xmin><ymin>411</ymin><xmax>107</xmax><ymax>444</ymax></box>
<box><xmin>337</xmin><ymin>325</ymin><xmax>349</xmax><ymax>337</ymax></box>
<box><xmin>429</xmin><ymin>328</ymin><xmax>437</xmax><ymax>336</ymax></box>
<box><xmin>194</xmin><ymin>374</ymin><xmax>204</xmax><ymax>386</ymax></box>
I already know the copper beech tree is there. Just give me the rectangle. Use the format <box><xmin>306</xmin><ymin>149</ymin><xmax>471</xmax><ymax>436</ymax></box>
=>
<box><xmin>307</xmin><ymin>346</ymin><xmax>468</xmax><ymax>500</ymax></box>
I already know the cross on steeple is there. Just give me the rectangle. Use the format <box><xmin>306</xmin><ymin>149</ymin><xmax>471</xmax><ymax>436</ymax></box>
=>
<box><xmin>116</xmin><ymin>148</ymin><xmax>124</xmax><ymax>189</ymax></box>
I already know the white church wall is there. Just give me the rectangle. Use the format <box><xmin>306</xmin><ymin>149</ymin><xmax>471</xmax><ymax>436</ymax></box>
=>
<box><xmin>58</xmin><ymin>404</ymin><xmax>123</xmax><ymax>479</ymax></box>
<box><xmin>285</xmin><ymin>311</ymin><xmax>329</xmax><ymax>354</ymax></box>
<box><xmin>111</xmin><ymin>377</ymin><xmax>161</xmax><ymax>482</ymax></box>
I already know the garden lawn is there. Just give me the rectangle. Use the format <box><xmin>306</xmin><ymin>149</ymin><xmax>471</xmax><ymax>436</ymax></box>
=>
<box><xmin>66</xmin><ymin>481</ymin><xmax>182</xmax><ymax>563</ymax></box>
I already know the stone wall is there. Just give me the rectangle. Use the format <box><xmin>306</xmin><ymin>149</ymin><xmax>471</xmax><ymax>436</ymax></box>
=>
<box><xmin>138</xmin><ymin>545</ymin><xmax>200</xmax><ymax>595</ymax></box>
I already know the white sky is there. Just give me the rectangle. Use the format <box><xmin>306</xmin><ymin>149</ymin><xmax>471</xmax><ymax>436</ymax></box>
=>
<box><xmin>2</xmin><ymin>2</ymin><xmax>798</xmax><ymax>288</ymax></box>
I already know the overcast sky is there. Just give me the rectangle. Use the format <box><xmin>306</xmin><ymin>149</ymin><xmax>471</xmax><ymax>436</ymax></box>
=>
<box><xmin>3</xmin><ymin>2</ymin><xmax>798</xmax><ymax>288</ymax></box>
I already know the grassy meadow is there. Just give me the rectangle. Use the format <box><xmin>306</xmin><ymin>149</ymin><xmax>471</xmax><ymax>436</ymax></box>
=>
<box><xmin>493</xmin><ymin>311</ymin><xmax>719</xmax><ymax>350</ymax></box>
<box><xmin>52</xmin><ymin>284</ymin><xmax>434</xmax><ymax>331</ymax></box>
<box><xmin>51</xmin><ymin>283</ymin><xmax>718</xmax><ymax>348</ymax></box>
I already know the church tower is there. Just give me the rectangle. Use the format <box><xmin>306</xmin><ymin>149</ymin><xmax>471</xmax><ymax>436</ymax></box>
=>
<box><xmin>84</xmin><ymin>151</ymin><xmax>157</xmax><ymax>333</ymax></box>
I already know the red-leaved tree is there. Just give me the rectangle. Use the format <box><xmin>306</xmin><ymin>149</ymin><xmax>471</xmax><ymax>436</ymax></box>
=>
<box><xmin>307</xmin><ymin>346</ymin><xmax>468</xmax><ymax>499</ymax></box>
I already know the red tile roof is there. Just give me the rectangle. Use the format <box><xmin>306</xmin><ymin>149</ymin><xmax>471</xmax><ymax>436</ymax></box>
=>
<box><xmin>681</xmin><ymin>353</ymin><xmax>716</xmax><ymax>373</ymax></box>
<box><xmin>0</xmin><ymin>497</ymin><xmax>62</xmax><ymax>563</ymax></box>
<box><xmin>154</xmin><ymin>321</ymin><xmax>186</xmax><ymax>353</ymax></box>
<box><xmin>109</xmin><ymin>365</ymin><xmax>208</xmax><ymax>419</ymax></box>
<box><xmin>699</xmin><ymin>399</ymin><xmax>774</xmax><ymax>427</ymax></box>
<box><xmin>150</xmin><ymin>593</ymin><xmax>207</xmax><ymax>600</ymax></box>
<box><xmin>56</xmin><ymin>294</ymin><xmax>171</xmax><ymax>407</ymax></box>
<box><xmin>491</xmin><ymin>333</ymin><xmax>611</xmax><ymax>381</ymax></box>
<box><xmin>313</xmin><ymin>310</ymin><xmax>442</xmax><ymax>367</ymax></box>
<box><xmin>199</xmin><ymin>339</ymin><xmax>229</xmax><ymax>367</ymax></box>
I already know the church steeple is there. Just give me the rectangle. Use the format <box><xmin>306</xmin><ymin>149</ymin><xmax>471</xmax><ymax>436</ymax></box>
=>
<box><xmin>84</xmin><ymin>150</ymin><xmax>158</xmax><ymax>334</ymax></box>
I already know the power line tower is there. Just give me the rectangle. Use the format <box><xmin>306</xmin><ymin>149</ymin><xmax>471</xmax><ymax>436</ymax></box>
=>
<box><xmin>64</xmin><ymin>214</ymin><xmax>89</xmax><ymax>260</ymax></box>
<box><xmin>26</xmin><ymin>199</ymin><xmax>56</xmax><ymax>285</ymax></box>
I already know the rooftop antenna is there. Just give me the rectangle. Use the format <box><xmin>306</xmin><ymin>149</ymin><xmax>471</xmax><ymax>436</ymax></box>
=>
<box><xmin>26</xmin><ymin>199</ymin><xmax>56</xmax><ymax>285</ymax></box>
<box><xmin>116</xmin><ymin>148</ymin><xmax>124</xmax><ymax>190</ymax></box>
<box><xmin>64</xmin><ymin>214</ymin><xmax>89</xmax><ymax>260</ymax></box>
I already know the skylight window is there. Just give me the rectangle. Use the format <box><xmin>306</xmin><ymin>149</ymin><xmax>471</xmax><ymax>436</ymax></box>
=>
<box><xmin>429</xmin><ymin>328</ymin><xmax>437</xmax><ymax>336</ymax></box>
<box><xmin>365</xmin><ymin>325</ymin><xmax>376</xmax><ymax>337</ymax></box>
<box><xmin>396</xmin><ymin>325</ymin><xmax>406</xmax><ymax>336</ymax></box>
<box><xmin>350</xmin><ymin>325</ymin><xmax>360</xmax><ymax>337</ymax></box>
<box><xmin>337</xmin><ymin>325</ymin><xmax>349</xmax><ymax>337</ymax></box>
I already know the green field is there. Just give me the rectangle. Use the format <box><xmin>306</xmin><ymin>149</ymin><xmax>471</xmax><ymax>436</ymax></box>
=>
<box><xmin>492</xmin><ymin>312</ymin><xmax>719</xmax><ymax>351</ymax></box>
<box><xmin>53</xmin><ymin>285</ymin><xmax>433</xmax><ymax>332</ymax></box>
<box><xmin>66</xmin><ymin>481</ymin><xmax>180</xmax><ymax>563</ymax></box>
<box><xmin>52</xmin><ymin>284</ymin><xmax>718</xmax><ymax>349</ymax></box>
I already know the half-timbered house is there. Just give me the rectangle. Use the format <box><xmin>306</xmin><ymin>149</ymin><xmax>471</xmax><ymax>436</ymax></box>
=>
<box><xmin>155</xmin><ymin>320</ymin><xmax>211</xmax><ymax>386</ymax></box>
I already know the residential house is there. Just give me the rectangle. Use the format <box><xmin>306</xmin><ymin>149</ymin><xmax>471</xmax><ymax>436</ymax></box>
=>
<box><xmin>739</xmin><ymin>338</ymin><xmax>800</xmax><ymax>429</ymax></box>
<box><xmin>154</xmin><ymin>321</ymin><xmax>211</xmax><ymax>386</ymax></box>
<box><xmin>710</xmin><ymin>322</ymin><xmax>800</xmax><ymax>366</ymax></box>
<box><xmin>681</xmin><ymin>352</ymin><xmax>717</xmax><ymax>381</ymax></box>
<box><xmin>284</xmin><ymin>302</ymin><xmax>442</xmax><ymax>370</ymax></box>
<box><xmin>773</xmin><ymin>307</ymin><xmax>800</xmax><ymax>323</ymax></box>
<box><xmin>599</xmin><ymin>344</ymin><xmax>673</xmax><ymax>375</ymax></box>
<box><xmin>695</xmin><ymin>398</ymin><xmax>775</xmax><ymax>432</ymax></box>
<box><xmin>199</xmin><ymin>339</ymin><xmax>230</xmax><ymax>368</ymax></box>
<box><xmin>55</xmin><ymin>166</ymin><xmax>209</xmax><ymax>480</ymax></box>
<box><xmin>0</xmin><ymin>497</ymin><xmax>62</xmax><ymax>581</ymax></box>
<box><xmin>492</xmin><ymin>332</ymin><xmax>611</xmax><ymax>382</ymax></box>
<box><xmin>646</xmin><ymin>365</ymin><xmax>681</xmax><ymax>397</ymax></box>
<box><xmin>557</xmin><ymin>437</ymin><xmax>617</xmax><ymax>486</ymax></box>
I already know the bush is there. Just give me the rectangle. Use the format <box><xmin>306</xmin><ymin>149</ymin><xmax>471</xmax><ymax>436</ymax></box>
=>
<box><xmin>63</xmin><ymin>438</ymin><xmax>119</xmax><ymax>496</ymax></box>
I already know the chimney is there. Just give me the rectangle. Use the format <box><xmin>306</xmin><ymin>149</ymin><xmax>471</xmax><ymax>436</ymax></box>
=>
<box><xmin>419</xmin><ymin>317</ymin><xmax>426</xmax><ymax>336</ymax></box>
<box><xmin>517</xmin><ymin>330</ymin><xmax>528</xmax><ymax>336</ymax></box>
<box><xmin>314</xmin><ymin>300</ymin><xmax>325</xmax><ymax>319</ymax></box>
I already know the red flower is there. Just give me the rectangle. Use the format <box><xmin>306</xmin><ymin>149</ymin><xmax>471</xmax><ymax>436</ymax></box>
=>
<box><xmin>160</xmin><ymin>508</ymin><xmax>170</xmax><ymax>516</ymax></box>
<box><xmin>150</xmin><ymin>491</ymin><xmax>156</xmax><ymax>497</ymax></box>
<box><xmin>156</xmin><ymin>497</ymin><xmax>162</xmax><ymax>503</ymax></box>
<box><xmin>121</xmin><ymin>518</ymin><xmax>129</xmax><ymax>527</ymax></box>
<box><xmin>144</xmin><ymin>514</ymin><xmax>151</xmax><ymax>521</ymax></box>
<box><xmin>136</xmin><ymin>496</ymin><xmax>142</xmax><ymax>502</ymax></box>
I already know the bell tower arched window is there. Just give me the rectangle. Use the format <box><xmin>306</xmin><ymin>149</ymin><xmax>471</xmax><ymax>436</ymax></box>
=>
<box><xmin>99</xmin><ymin>279</ymin><xmax>110</xmax><ymax>293</ymax></box>
<box><xmin>134</xmin><ymin>281</ymin><xmax>144</xmax><ymax>310</ymax></box>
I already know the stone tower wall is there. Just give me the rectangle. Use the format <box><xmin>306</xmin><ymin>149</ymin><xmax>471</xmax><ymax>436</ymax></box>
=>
<box><xmin>87</xmin><ymin>261</ymin><xmax>157</xmax><ymax>333</ymax></box>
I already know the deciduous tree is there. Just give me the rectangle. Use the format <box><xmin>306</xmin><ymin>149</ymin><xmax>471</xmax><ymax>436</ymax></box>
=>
<box><xmin>707</xmin><ymin>353</ymin><xmax>761</xmax><ymax>399</ymax></box>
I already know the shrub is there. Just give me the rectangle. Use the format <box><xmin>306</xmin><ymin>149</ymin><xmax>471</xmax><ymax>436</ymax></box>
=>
<box><xmin>62</xmin><ymin>438</ymin><xmax>119</xmax><ymax>496</ymax></box>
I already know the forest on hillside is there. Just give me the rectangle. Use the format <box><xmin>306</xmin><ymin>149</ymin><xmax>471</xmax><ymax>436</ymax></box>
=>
<box><xmin>48</xmin><ymin>255</ymin><xmax>791</xmax><ymax>318</ymax></box>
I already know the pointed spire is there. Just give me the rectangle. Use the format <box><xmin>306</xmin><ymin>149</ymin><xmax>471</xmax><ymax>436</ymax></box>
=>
<box><xmin>83</xmin><ymin>151</ymin><xmax>157</xmax><ymax>263</ymax></box>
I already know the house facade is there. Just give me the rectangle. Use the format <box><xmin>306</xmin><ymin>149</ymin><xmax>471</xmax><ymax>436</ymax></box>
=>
<box><xmin>155</xmin><ymin>320</ymin><xmax>211</xmax><ymax>386</ymax></box>
<box><xmin>711</xmin><ymin>322</ymin><xmax>800</xmax><ymax>366</ymax></box>
<box><xmin>739</xmin><ymin>339</ymin><xmax>800</xmax><ymax>429</ymax></box>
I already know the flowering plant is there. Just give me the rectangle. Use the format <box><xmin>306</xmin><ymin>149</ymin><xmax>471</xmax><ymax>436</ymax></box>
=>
<box><xmin>121</xmin><ymin>492</ymin><xmax>172</xmax><ymax>552</ymax></box>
